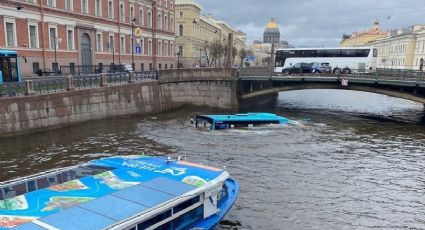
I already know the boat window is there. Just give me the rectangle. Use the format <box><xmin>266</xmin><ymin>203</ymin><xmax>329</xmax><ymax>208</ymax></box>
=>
<box><xmin>137</xmin><ymin>209</ymin><xmax>172</xmax><ymax>230</ymax></box>
<box><xmin>173</xmin><ymin>196</ymin><xmax>200</xmax><ymax>214</ymax></box>
<box><xmin>173</xmin><ymin>206</ymin><xmax>204</xmax><ymax>230</ymax></box>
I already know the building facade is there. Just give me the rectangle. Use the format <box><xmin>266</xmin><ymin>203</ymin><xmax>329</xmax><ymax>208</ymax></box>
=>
<box><xmin>175</xmin><ymin>0</ymin><xmax>246</xmax><ymax>68</ymax></box>
<box><xmin>0</xmin><ymin>0</ymin><xmax>176</xmax><ymax>77</ymax></box>
<box><xmin>367</xmin><ymin>25</ymin><xmax>425</xmax><ymax>70</ymax></box>
<box><xmin>340</xmin><ymin>21</ymin><xmax>389</xmax><ymax>47</ymax></box>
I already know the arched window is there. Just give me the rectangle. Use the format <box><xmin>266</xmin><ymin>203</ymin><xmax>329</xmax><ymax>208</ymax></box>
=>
<box><xmin>179</xmin><ymin>25</ymin><xmax>183</xmax><ymax>37</ymax></box>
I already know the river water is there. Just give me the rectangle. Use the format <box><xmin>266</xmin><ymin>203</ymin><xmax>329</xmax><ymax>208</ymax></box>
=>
<box><xmin>1</xmin><ymin>89</ymin><xmax>425</xmax><ymax>229</ymax></box>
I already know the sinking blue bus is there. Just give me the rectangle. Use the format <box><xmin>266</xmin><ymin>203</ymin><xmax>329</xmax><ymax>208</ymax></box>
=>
<box><xmin>0</xmin><ymin>50</ymin><xmax>21</xmax><ymax>84</ymax></box>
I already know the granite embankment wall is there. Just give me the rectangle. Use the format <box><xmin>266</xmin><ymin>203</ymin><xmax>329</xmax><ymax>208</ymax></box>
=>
<box><xmin>0</xmin><ymin>69</ymin><xmax>238</xmax><ymax>136</ymax></box>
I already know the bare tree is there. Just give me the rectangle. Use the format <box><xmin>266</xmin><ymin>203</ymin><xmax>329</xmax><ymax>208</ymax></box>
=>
<box><xmin>206</xmin><ymin>40</ymin><xmax>225</xmax><ymax>67</ymax></box>
<box><xmin>238</xmin><ymin>48</ymin><xmax>247</xmax><ymax>67</ymax></box>
<box><xmin>232</xmin><ymin>46</ymin><xmax>238</xmax><ymax>66</ymax></box>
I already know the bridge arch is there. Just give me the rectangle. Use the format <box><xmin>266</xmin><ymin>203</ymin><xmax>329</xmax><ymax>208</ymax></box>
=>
<box><xmin>240</xmin><ymin>83</ymin><xmax>425</xmax><ymax>104</ymax></box>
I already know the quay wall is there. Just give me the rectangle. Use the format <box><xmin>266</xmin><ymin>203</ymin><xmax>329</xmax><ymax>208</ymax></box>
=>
<box><xmin>0</xmin><ymin>69</ymin><xmax>238</xmax><ymax>136</ymax></box>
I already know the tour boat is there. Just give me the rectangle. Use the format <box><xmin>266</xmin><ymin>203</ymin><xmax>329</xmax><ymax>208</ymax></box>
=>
<box><xmin>0</xmin><ymin>155</ymin><xmax>239</xmax><ymax>230</ymax></box>
<box><xmin>195</xmin><ymin>113</ymin><xmax>290</xmax><ymax>130</ymax></box>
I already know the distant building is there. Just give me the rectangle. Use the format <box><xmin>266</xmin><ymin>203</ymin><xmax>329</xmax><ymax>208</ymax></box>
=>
<box><xmin>340</xmin><ymin>21</ymin><xmax>389</xmax><ymax>47</ymax></box>
<box><xmin>248</xmin><ymin>17</ymin><xmax>291</xmax><ymax>66</ymax></box>
<box><xmin>263</xmin><ymin>17</ymin><xmax>280</xmax><ymax>44</ymax></box>
<box><xmin>367</xmin><ymin>25</ymin><xmax>425</xmax><ymax>69</ymax></box>
<box><xmin>175</xmin><ymin>0</ymin><xmax>246</xmax><ymax>68</ymax></box>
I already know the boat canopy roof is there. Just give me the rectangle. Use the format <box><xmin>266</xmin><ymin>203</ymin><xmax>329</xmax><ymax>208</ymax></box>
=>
<box><xmin>197</xmin><ymin>113</ymin><xmax>289</xmax><ymax>124</ymax></box>
<box><xmin>0</xmin><ymin>156</ymin><xmax>226</xmax><ymax>229</ymax></box>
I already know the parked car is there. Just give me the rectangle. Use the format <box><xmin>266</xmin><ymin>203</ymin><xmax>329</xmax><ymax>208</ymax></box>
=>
<box><xmin>110</xmin><ymin>63</ymin><xmax>133</xmax><ymax>73</ymax></box>
<box><xmin>309</xmin><ymin>62</ymin><xmax>332</xmax><ymax>73</ymax></box>
<box><xmin>282</xmin><ymin>63</ymin><xmax>311</xmax><ymax>75</ymax></box>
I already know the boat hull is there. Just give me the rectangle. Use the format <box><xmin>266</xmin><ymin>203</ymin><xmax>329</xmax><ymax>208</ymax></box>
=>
<box><xmin>191</xmin><ymin>178</ymin><xmax>239</xmax><ymax>230</ymax></box>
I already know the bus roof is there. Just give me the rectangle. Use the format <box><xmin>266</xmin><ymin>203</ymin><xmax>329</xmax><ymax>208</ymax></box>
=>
<box><xmin>0</xmin><ymin>50</ymin><xmax>17</xmax><ymax>56</ymax></box>
<box><xmin>276</xmin><ymin>47</ymin><xmax>372</xmax><ymax>51</ymax></box>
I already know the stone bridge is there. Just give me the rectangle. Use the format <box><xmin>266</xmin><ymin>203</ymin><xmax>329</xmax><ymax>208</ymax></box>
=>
<box><xmin>238</xmin><ymin>67</ymin><xmax>425</xmax><ymax>104</ymax></box>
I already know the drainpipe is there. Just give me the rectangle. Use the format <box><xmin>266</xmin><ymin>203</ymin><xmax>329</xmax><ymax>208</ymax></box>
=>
<box><xmin>117</xmin><ymin>0</ymin><xmax>121</xmax><ymax>64</ymax></box>
<box><xmin>39</xmin><ymin>0</ymin><xmax>46</xmax><ymax>71</ymax></box>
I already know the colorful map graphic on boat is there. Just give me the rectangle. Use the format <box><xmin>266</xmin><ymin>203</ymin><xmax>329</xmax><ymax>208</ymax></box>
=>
<box><xmin>0</xmin><ymin>155</ymin><xmax>225</xmax><ymax>229</ymax></box>
<box><xmin>0</xmin><ymin>196</ymin><xmax>28</xmax><ymax>211</ymax></box>
<box><xmin>94</xmin><ymin>171</ymin><xmax>140</xmax><ymax>190</ymax></box>
<box><xmin>48</xmin><ymin>180</ymin><xmax>88</xmax><ymax>192</ymax></box>
<box><xmin>42</xmin><ymin>197</ymin><xmax>95</xmax><ymax>212</ymax></box>
<box><xmin>0</xmin><ymin>215</ymin><xmax>36</xmax><ymax>228</ymax></box>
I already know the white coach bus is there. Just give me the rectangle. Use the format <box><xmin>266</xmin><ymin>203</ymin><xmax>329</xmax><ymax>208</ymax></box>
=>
<box><xmin>274</xmin><ymin>47</ymin><xmax>378</xmax><ymax>74</ymax></box>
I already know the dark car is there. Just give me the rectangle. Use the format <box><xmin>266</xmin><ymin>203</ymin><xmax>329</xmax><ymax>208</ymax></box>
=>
<box><xmin>309</xmin><ymin>62</ymin><xmax>332</xmax><ymax>73</ymax></box>
<box><xmin>282</xmin><ymin>63</ymin><xmax>311</xmax><ymax>75</ymax></box>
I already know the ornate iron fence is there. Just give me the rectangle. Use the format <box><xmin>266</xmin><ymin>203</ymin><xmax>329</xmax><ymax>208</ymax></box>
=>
<box><xmin>34</xmin><ymin>78</ymin><xmax>68</xmax><ymax>94</ymax></box>
<box><xmin>0</xmin><ymin>82</ymin><xmax>27</xmax><ymax>97</ymax></box>
<box><xmin>73</xmin><ymin>75</ymin><xmax>103</xmax><ymax>89</ymax></box>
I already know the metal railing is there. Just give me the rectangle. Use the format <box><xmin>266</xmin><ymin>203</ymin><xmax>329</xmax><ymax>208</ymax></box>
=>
<box><xmin>239</xmin><ymin>67</ymin><xmax>425</xmax><ymax>83</ymax></box>
<box><xmin>0</xmin><ymin>70</ymin><xmax>158</xmax><ymax>98</ymax></box>
<box><xmin>0</xmin><ymin>82</ymin><xmax>26</xmax><ymax>97</ymax></box>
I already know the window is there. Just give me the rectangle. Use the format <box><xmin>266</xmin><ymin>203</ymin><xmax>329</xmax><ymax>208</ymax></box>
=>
<box><xmin>95</xmin><ymin>0</ymin><xmax>102</xmax><ymax>16</ymax></box>
<box><xmin>158</xmin><ymin>41</ymin><xmax>162</xmax><ymax>56</ymax></box>
<box><xmin>120</xmin><ymin>2</ymin><xmax>125</xmax><ymax>22</ymax></box>
<box><xmin>28</xmin><ymin>24</ymin><xmax>38</xmax><ymax>48</ymax></box>
<box><xmin>5</xmin><ymin>21</ymin><xmax>16</xmax><ymax>47</ymax></box>
<box><xmin>65</xmin><ymin>0</ymin><xmax>72</xmax><ymax>10</ymax></box>
<box><xmin>173</xmin><ymin>206</ymin><xmax>204</xmax><ymax>230</ymax></box>
<box><xmin>96</xmin><ymin>33</ymin><xmax>103</xmax><ymax>52</ymax></box>
<box><xmin>137</xmin><ymin>210</ymin><xmax>172</xmax><ymax>230</ymax></box>
<box><xmin>49</xmin><ymin>27</ymin><xmax>57</xmax><ymax>50</ymax></box>
<box><xmin>174</xmin><ymin>196</ymin><xmax>200</xmax><ymax>214</ymax></box>
<box><xmin>149</xmin><ymin>63</ymin><xmax>152</xmax><ymax>70</ymax></box>
<box><xmin>32</xmin><ymin>62</ymin><xmax>40</xmax><ymax>74</ymax></box>
<box><xmin>178</xmin><ymin>45</ymin><xmax>183</xmax><ymax>56</ymax></box>
<box><xmin>47</xmin><ymin>0</ymin><xmax>56</xmax><ymax>7</ymax></box>
<box><xmin>67</xmin><ymin>29</ymin><xmax>74</xmax><ymax>50</ymax></box>
<box><xmin>109</xmin><ymin>35</ymin><xmax>115</xmax><ymax>52</ymax></box>
<box><xmin>165</xmin><ymin>15</ymin><xmax>168</xmax><ymax>31</ymax></box>
<box><xmin>120</xmin><ymin>36</ymin><xmax>125</xmax><ymax>53</ymax></box>
<box><xmin>179</xmin><ymin>25</ymin><xmax>183</xmax><ymax>36</ymax></box>
<box><xmin>27</xmin><ymin>0</ymin><xmax>37</xmax><ymax>3</ymax></box>
<box><xmin>141</xmin><ymin>63</ymin><xmax>144</xmax><ymax>71</ymax></box>
<box><xmin>108</xmin><ymin>0</ymin><xmax>114</xmax><ymax>19</ymax></box>
<box><xmin>180</xmin><ymin>11</ymin><xmax>183</xmax><ymax>17</ymax></box>
<box><xmin>81</xmin><ymin>0</ymin><xmax>88</xmax><ymax>14</ymax></box>
<box><xmin>170</xmin><ymin>17</ymin><xmax>174</xmax><ymax>32</ymax></box>
<box><xmin>139</xmin><ymin>9</ymin><xmax>144</xmax><ymax>25</ymax></box>
<box><xmin>130</xmin><ymin>5</ymin><xmax>134</xmax><ymax>21</ymax></box>
<box><xmin>158</xmin><ymin>13</ymin><xmax>162</xmax><ymax>29</ymax></box>
<box><xmin>148</xmin><ymin>40</ymin><xmax>152</xmax><ymax>54</ymax></box>
<box><xmin>148</xmin><ymin>11</ymin><xmax>152</xmax><ymax>27</ymax></box>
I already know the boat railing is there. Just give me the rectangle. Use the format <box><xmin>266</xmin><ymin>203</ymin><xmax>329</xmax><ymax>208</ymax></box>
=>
<box><xmin>0</xmin><ymin>164</ymin><xmax>84</xmax><ymax>188</ymax></box>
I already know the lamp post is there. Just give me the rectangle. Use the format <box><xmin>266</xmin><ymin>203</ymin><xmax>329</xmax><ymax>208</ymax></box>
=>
<box><xmin>131</xmin><ymin>17</ymin><xmax>136</xmax><ymax>70</ymax></box>
<box><xmin>152</xmin><ymin>0</ymin><xmax>156</xmax><ymax>70</ymax></box>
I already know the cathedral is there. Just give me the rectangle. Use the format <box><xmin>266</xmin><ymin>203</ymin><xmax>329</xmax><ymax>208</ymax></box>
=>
<box><xmin>263</xmin><ymin>17</ymin><xmax>281</xmax><ymax>44</ymax></box>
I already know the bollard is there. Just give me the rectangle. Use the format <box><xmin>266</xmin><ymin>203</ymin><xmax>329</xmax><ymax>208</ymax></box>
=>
<box><xmin>25</xmin><ymin>80</ymin><xmax>35</xmax><ymax>95</ymax></box>
<box><xmin>100</xmin><ymin>73</ymin><xmax>107</xmax><ymax>87</ymax></box>
<box><xmin>66</xmin><ymin>75</ymin><xmax>74</xmax><ymax>91</ymax></box>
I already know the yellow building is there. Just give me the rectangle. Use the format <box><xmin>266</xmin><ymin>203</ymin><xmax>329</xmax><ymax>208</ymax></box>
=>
<box><xmin>368</xmin><ymin>25</ymin><xmax>425</xmax><ymax>69</ymax></box>
<box><xmin>175</xmin><ymin>0</ymin><xmax>246</xmax><ymax>68</ymax></box>
<box><xmin>340</xmin><ymin>21</ymin><xmax>389</xmax><ymax>47</ymax></box>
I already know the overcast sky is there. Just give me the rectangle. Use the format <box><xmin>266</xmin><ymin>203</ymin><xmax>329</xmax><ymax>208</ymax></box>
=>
<box><xmin>196</xmin><ymin>0</ymin><xmax>425</xmax><ymax>47</ymax></box>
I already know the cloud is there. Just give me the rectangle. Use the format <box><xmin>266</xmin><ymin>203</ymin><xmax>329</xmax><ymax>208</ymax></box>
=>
<box><xmin>196</xmin><ymin>0</ymin><xmax>425</xmax><ymax>47</ymax></box>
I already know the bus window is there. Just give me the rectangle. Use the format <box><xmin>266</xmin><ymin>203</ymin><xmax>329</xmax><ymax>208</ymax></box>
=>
<box><xmin>0</xmin><ymin>57</ymin><xmax>19</xmax><ymax>83</ymax></box>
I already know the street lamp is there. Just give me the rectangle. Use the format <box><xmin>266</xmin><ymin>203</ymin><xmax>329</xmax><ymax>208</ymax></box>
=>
<box><xmin>131</xmin><ymin>17</ymin><xmax>137</xmax><ymax>71</ymax></box>
<box><xmin>152</xmin><ymin>0</ymin><xmax>156</xmax><ymax>70</ymax></box>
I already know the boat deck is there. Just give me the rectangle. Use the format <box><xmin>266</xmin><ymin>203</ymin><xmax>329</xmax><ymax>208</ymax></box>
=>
<box><xmin>0</xmin><ymin>156</ymin><xmax>225</xmax><ymax>229</ymax></box>
<box><xmin>196</xmin><ymin>113</ymin><xmax>290</xmax><ymax>130</ymax></box>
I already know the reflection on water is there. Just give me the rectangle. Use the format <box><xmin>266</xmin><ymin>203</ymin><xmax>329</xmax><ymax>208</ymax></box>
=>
<box><xmin>1</xmin><ymin>89</ymin><xmax>425</xmax><ymax>229</ymax></box>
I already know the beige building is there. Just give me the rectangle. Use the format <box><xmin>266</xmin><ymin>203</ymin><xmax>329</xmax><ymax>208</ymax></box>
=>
<box><xmin>340</xmin><ymin>21</ymin><xmax>389</xmax><ymax>47</ymax></box>
<box><xmin>175</xmin><ymin>0</ymin><xmax>246</xmax><ymax>68</ymax></box>
<box><xmin>368</xmin><ymin>25</ymin><xmax>425</xmax><ymax>69</ymax></box>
